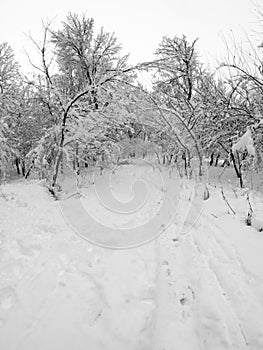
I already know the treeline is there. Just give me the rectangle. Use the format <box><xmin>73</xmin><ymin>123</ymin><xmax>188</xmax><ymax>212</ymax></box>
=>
<box><xmin>0</xmin><ymin>12</ymin><xmax>263</xmax><ymax>191</ymax></box>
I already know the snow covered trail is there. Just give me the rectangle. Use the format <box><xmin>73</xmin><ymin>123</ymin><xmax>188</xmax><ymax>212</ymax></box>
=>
<box><xmin>0</xmin><ymin>181</ymin><xmax>157</xmax><ymax>350</ymax></box>
<box><xmin>158</xmin><ymin>184</ymin><xmax>263</xmax><ymax>350</ymax></box>
<box><xmin>0</xmin><ymin>178</ymin><xmax>263</xmax><ymax>350</ymax></box>
<box><xmin>153</xmin><ymin>194</ymin><xmax>263</xmax><ymax>350</ymax></box>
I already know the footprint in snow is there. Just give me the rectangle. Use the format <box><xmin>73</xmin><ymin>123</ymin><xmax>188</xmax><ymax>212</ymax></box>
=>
<box><xmin>17</xmin><ymin>241</ymin><xmax>41</xmax><ymax>259</ymax></box>
<box><xmin>34</xmin><ymin>223</ymin><xmax>57</xmax><ymax>238</ymax></box>
<box><xmin>179</xmin><ymin>286</ymin><xmax>195</xmax><ymax>320</ymax></box>
<box><xmin>15</xmin><ymin>199</ymin><xmax>28</xmax><ymax>207</ymax></box>
<box><xmin>172</xmin><ymin>237</ymin><xmax>180</xmax><ymax>247</ymax></box>
<box><xmin>0</xmin><ymin>286</ymin><xmax>17</xmax><ymax>310</ymax></box>
<box><xmin>83</xmin><ymin>299</ymin><xmax>104</xmax><ymax>327</ymax></box>
<box><xmin>180</xmin><ymin>297</ymin><xmax>190</xmax><ymax>306</ymax></box>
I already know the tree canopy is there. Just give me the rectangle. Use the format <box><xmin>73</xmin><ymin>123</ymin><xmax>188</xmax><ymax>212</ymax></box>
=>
<box><xmin>1</xmin><ymin>11</ymin><xmax>263</xmax><ymax>190</ymax></box>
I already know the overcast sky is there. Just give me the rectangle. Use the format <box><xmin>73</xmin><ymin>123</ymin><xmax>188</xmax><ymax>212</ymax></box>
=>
<box><xmin>0</xmin><ymin>0</ymin><xmax>260</xmax><ymax>77</ymax></box>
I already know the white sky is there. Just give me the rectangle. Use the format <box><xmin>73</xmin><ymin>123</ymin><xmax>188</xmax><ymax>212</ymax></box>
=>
<box><xmin>0</xmin><ymin>0</ymin><xmax>260</xmax><ymax>79</ymax></box>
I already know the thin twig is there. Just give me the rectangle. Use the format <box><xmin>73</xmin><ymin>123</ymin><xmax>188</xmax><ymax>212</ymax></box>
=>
<box><xmin>246</xmin><ymin>191</ymin><xmax>254</xmax><ymax>214</ymax></box>
<box><xmin>221</xmin><ymin>187</ymin><xmax>236</xmax><ymax>215</ymax></box>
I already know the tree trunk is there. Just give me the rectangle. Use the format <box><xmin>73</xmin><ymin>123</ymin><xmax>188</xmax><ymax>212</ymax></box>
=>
<box><xmin>52</xmin><ymin>150</ymin><xmax>63</xmax><ymax>188</ymax></box>
<box><xmin>60</xmin><ymin>154</ymin><xmax>64</xmax><ymax>174</ymax></box>
<box><xmin>75</xmin><ymin>142</ymin><xmax>80</xmax><ymax>175</ymax></box>
<box><xmin>197</xmin><ymin>149</ymin><xmax>203</xmax><ymax>176</ymax></box>
<box><xmin>209</xmin><ymin>152</ymin><xmax>214</xmax><ymax>166</ymax></box>
<box><xmin>15</xmin><ymin>158</ymin><xmax>20</xmax><ymax>175</ymax></box>
<box><xmin>182</xmin><ymin>152</ymin><xmax>188</xmax><ymax>175</ymax></box>
<box><xmin>21</xmin><ymin>160</ymin><xmax>25</xmax><ymax>177</ymax></box>
<box><xmin>155</xmin><ymin>152</ymin><xmax>161</xmax><ymax>164</ymax></box>
<box><xmin>51</xmin><ymin>88</ymin><xmax>93</xmax><ymax>189</ymax></box>
<box><xmin>230</xmin><ymin>150</ymin><xmax>243</xmax><ymax>188</ymax></box>
<box><xmin>25</xmin><ymin>161</ymin><xmax>34</xmax><ymax>179</ymax></box>
<box><xmin>215</xmin><ymin>153</ymin><xmax>220</xmax><ymax>167</ymax></box>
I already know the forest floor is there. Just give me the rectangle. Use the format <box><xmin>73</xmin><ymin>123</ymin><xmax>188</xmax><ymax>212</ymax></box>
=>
<box><xmin>0</xmin><ymin>164</ymin><xmax>263</xmax><ymax>350</ymax></box>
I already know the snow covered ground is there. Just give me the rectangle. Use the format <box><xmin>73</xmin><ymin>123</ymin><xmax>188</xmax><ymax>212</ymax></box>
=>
<box><xmin>0</xmin><ymin>165</ymin><xmax>263</xmax><ymax>350</ymax></box>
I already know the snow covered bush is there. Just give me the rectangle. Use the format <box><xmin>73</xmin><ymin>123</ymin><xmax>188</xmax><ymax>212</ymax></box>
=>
<box><xmin>232</xmin><ymin>128</ymin><xmax>255</xmax><ymax>156</ymax></box>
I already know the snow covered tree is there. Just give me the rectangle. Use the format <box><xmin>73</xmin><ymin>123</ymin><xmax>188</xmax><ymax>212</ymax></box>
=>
<box><xmin>218</xmin><ymin>13</ymin><xmax>263</xmax><ymax>174</ymax></box>
<box><xmin>150</xmin><ymin>36</ymin><xmax>204</xmax><ymax>176</ymax></box>
<box><xmin>25</xmin><ymin>13</ymin><xmax>137</xmax><ymax>191</ymax></box>
<box><xmin>0</xmin><ymin>42</ymin><xmax>21</xmax><ymax>176</ymax></box>
<box><xmin>0</xmin><ymin>42</ymin><xmax>20</xmax><ymax>95</ymax></box>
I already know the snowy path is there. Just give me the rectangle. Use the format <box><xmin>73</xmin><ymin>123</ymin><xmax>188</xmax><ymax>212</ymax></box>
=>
<box><xmin>0</xmin><ymin>181</ymin><xmax>157</xmax><ymax>350</ymax></box>
<box><xmin>153</xmin><ymin>203</ymin><xmax>263</xmax><ymax>350</ymax></box>
<box><xmin>0</xmin><ymin>178</ymin><xmax>263</xmax><ymax>350</ymax></box>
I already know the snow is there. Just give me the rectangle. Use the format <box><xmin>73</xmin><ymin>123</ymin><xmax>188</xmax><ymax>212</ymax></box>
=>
<box><xmin>0</xmin><ymin>167</ymin><xmax>263</xmax><ymax>350</ymax></box>
<box><xmin>232</xmin><ymin>129</ymin><xmax>256</xmax><ymax>156</ymax></box>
